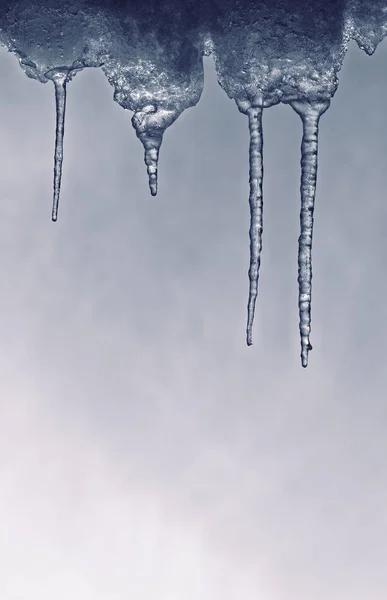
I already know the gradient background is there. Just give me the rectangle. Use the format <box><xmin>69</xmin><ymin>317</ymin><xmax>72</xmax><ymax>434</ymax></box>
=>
<box><xmin>0</xmin><ymin>37</ymin><xmax>387</xmax><ymax>600</ymax></box>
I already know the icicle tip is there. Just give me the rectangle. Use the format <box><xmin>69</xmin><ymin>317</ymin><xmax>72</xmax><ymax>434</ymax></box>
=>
<box><xmin>301</xmin><ymin>342</ymin><xmax>313</xmax><ymax>368</ymax></box>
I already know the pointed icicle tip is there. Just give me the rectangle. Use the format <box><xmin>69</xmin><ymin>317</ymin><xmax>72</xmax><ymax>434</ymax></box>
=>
<box><xmin>45</xmin><ymin>69</ymin><xmax>69</xmax><ymax>222</ymax></box>
<box><xmin>140</xmin><ymin>132</ymin><xmax>162</xmax><ymax>197</ymax></box>
<box><xmin>245</xmin><ymin>105</ymin><xmax>264</xmax><ymax>347</ymax></box>
<box><xmin>132</xmin><ymin>105</ymin><xmax>178</xmax><ymax>196</ymax></box>
<box><xmin>289</xmin><ymin>99</ymin><xmax>330</xmax><ymax>368</ymax></box>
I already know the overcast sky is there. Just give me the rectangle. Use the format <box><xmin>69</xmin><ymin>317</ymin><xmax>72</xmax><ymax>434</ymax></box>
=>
<box><xmin>0</xmin><ymin>36</ymin><xmax>387</xmax><ymax>600</ymax></box>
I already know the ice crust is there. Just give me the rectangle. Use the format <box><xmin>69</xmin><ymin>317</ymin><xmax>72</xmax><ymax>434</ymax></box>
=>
<box><xmin>0</xmin><ymin>0</ymin><xmax>386</xmax><ymax>366</ymax></box>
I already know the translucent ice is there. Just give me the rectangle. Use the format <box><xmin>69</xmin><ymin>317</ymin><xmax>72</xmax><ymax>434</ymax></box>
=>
<box><xmin>46</xmin><ymin>68</ymin><xmax>69</xmax><ymax>222</ymax></box>
<box><xmin>100</xmin><ymin>1</ymin><xmax>204</xmax><ymax>195</ymax></box>
<box><xmin>290</xmin><ymin>99</ymin><xmax>330</xmax><ymax>368</ymax></box>
<box><xmin>0</xmin><ymin>0</ymin><xmax>386</xmax><ymax>366</ymax></box>
<box><xmin>131</xmin><ymin>106</ymin><xmax>180</xmax><ymax>196</ymax></box>
<box><xmin>245</xmin><ymin>105</ymin><xmax>264</xmax><ymax>348</ymax></box>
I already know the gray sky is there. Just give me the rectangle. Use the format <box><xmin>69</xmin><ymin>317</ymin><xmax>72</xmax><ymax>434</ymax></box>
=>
<box><xmin>0</xmin><ymin>37</ymin><xmax>387</xmax><ymax>600</ymax></box>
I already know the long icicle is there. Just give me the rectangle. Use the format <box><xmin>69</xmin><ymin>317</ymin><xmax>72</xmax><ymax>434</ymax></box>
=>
<box><xmin>51</xmin><ymin>71</ymin><xmax>68</xmax><ymax>222</ymax></box>
<box><xmin>290</xmin><ymin>99</ymin><xmax>330</xmax><ymax>367</ymax></box>
<box><xmin>246</xmin><ymin>105</ymin><xmax>264</xmax><ymax>346</ymax></box>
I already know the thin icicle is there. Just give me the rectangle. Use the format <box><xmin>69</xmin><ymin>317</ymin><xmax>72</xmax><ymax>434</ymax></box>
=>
<box><xmin>246</xmin><ymin>106</ymin><xmax>264</xmax><ymax>346</ymax></box>
<box><xmin>290</xmin><ymin>99</ymin><xmax>330</xmax><ymax>367</ymax></box>
<box><xmin>51</xmin><ymin>70</ymin><xmax>68</xmax><ymax>222</ymax></box>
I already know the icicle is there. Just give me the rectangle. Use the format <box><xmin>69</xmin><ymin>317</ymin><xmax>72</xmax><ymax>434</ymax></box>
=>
<box><xmin>246</xmin><ymin>106</ymin><xmax>264</xmax><ymax>347</ymax></box>
<box><xmin>49</xmin><ymin>70</ymin><xmax>68</xmax><ymax>222</ymax></box>
<box><xmin>132</xmin><ymin>105</ymin><xmax>179</xmax><ymax>196</ymax></box>
<box><xmin>137</xmin><ymin>131</ymin><xmax>161</xmax><ymax>197</ymax></box>
<box><xmin>290</xmin><ymin>99</ymin><xmax>330</xmax><ymax>367</ymax></box>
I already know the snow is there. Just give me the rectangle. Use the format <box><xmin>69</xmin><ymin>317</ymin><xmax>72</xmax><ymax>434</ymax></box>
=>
<box><xmin>0</xmin><ymin>0</ymin><xmax>386</xmax><ymax>366</ymax></box>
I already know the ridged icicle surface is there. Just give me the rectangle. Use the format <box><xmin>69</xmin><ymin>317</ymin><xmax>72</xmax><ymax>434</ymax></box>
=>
<box><xmin>0</xmin><ymin>0</ymin><xmax>386</xmax><ymax>366</ymax></box>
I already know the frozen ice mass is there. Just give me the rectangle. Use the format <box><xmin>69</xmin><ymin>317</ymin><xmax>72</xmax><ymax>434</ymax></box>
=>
<box><xmin>0</xmin><ymin>0</ymin><xmax>386</xmax><ymax>367</ymax></box>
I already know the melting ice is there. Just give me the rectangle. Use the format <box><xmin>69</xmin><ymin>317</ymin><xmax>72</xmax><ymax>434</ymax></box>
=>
<box><xmin>0</xmin><ymin>0</ymin><xmax>386</xmax><ymax>367</ymax></box>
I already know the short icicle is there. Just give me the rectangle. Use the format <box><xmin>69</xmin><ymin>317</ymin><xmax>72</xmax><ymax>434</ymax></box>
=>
<box><xmin>140</xmin><ymin>132</ymin><xmax>161</xmax><ymax>197</ymax></box>
<box><xmin>132</xmin><ymin>106</ymin><xmax>178</xmax><ymax>197</ymax></box>
<box><xmin>289</xmin><ymin>99</ymin><xmax>330</xmax><ymax>367</ymax></box>
<box><xmin>51</xmin><ymin>70</ymin><xmax>68</xmax><ymax>222</ymax></box>
<box><xmin>246</xmin><ymin>105</ymin><xmax>264</xmax><ymax>346</ymax></box>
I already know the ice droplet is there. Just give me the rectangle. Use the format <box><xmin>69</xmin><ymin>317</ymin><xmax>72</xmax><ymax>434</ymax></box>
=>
<box><xmin>46</xmin><ymin>69</ymin><xmax>68</xmax><ymax>222</ymax></box>
<box><xmin>246</xmin><ymin>106</ymin><xmax>264</xmax><ymax>347</ymax></box>
<box><xmin>290</xmin><ymin>99</ymin><xmax>330</xmax><ymax>367</ymax></box>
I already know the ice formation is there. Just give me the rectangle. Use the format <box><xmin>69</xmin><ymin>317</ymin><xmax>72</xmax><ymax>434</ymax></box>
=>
<box><xmin>0</xmin><ymin>0</ymin><xmax>386</xmax><ymax>367</ymax></box>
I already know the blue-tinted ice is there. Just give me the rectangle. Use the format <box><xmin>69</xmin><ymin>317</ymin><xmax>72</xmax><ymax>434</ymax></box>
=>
<box><xmin>0</xmin><ymin>0</ymin><xmax>386</xmax><ymax>366</ymax></box>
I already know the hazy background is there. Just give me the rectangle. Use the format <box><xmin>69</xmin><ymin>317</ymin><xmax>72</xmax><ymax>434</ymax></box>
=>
<box><xmin>0</xmin><ymin>37</ymin><xmax>386</xmax><ymax>600</ymax></box>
